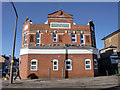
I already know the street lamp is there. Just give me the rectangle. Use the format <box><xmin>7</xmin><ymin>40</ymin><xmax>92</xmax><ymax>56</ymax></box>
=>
<box><xmin>9</xmin><ymin>0</ymin><xmax>18</xmax><ymax>84</ymax></box>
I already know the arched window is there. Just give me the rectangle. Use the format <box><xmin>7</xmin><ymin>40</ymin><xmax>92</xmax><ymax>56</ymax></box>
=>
<box><xmin>94</xmin><ymin>59</ymin><xmax>98</xmax><ymax>69</ymax></box>
<box><xmin>65</xmin><ymin>59</ymin><xmax>72</xmax><ymax>70</ymax></box>
<box><xmin>30</xmin><ymin>59</ymin><xmax>38</xmax><ymax>71</ymax></box>
<box><xmin>53</xmin><ymin>59</ymin><xmax>58</xmax><ymax>70</ymax></box>
<box><xmin>85</xmin><ymin>59</ymin><xmax>91</xmax><ymax>70</ymax></box>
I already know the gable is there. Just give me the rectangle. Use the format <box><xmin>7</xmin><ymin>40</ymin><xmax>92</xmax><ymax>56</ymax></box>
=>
<box><xmin>48</xmin><ymin>9</ymin><xmax>73</xmax><ymax>18</ymax></box>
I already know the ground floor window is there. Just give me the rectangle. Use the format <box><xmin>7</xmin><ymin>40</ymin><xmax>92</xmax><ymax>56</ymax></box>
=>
<box><xmin>53</xmin><ymin>59</ymin><xmax>58</xmax><ymax>70</ymax></box>
<box><xmin>65</xmin><ymin>59</ymin><xmax>72</xmax><ymax>70</ymax></box>
<box><xmin>31</xmin><ymin>59</ymin><xmax>37</xmax><ymax>71</ymax></box>
<box><xmin>85</xmin><ymin>59</ymin><xmax>91</xmax><ymax>70</ymax></box>
<box><xmin>94</xmin><ymin>59</ymin><xmax>98</xmax><ymax>69</ymax></box>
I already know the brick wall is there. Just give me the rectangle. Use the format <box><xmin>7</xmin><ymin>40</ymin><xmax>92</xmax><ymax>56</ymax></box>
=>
<box><xmin>20</xmin><ymin>54</ymin><xmax>98</xmax><ymax>79</ymax></box>
<box><xmin>104</xmin><ymin>33</ymin><xmax>119</xmax><ymax>51</ymax></box>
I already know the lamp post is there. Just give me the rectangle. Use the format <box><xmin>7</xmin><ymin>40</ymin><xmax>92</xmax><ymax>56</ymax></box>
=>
<box><xmin>9</xmin><ymin>0</ymin><xmax>18</xmax><ymax>84</ymax></box>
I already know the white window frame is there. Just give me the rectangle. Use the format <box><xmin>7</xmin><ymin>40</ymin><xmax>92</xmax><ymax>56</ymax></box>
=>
<box><xmin>109</xmin><ymin>38</ymin><xmax>111</xmax><ymax>42</ymax></box>
<box><xmin>65</xmin><ymin>59</ymin><xmax>72</xmax><ymax>70</ymax></box>
<box><xmin>53</xmin><ymin>59</ymin><xmax>58</xmax><ymax>71</ymax></box>
<box><xmin>85</xmin><ymin>59</ymin><xmax>91</xmax><ymax>70</ymax></box>
<box><xmin>94</xmin><ymin>59</ymin><xmax>98</xmax><ymax>69</ymax></box>
<box><xmin>53</xmin><ymin>34</ymin><xmax>57</xmax><ymax>42</ymax></box>
<box><xmin>30</xmin><ymin>59</ymin><xmax>38</xmax><ymax>71</ymax></box>
<box><xmin>24</xmin><ymin>34</ymin><xmax>27</xmax><ymax>45</ymax></box>
<box><xmin>71</xmin><ymin>34</ymin><xmax>77</xmax><ymax>42</ymax></box>
<box><xmin>50</xmin><ymin>22</ymin><xmax>71</xmax><ymax>29</ymax></box>
<box><xmin>80</xmin><ymin>34</ymin><xmax>85</xmax><ymax>44</ymax></box>
<box><xmin>24</xmin><ymin>25</ymin><xmax>28</xmax><ymax>30</ymax></box>
<box><xmin>36</xmin><ymin>33</ymin><xmax>41</xmax><ymax>44</ymax></box>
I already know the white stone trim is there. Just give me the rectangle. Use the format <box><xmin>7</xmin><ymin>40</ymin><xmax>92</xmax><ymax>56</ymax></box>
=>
<box><xmin>20</xmin><ymin>48</ymin><xmax>98</xmax><ymax>55</ymax></box>
<box><xmin>57</xmin><ymin>33</ymin><xmax>64</xmax><ymax>35</ymax></box>
<box><xmin>27</xmin><ymin>33</ymin><xmax>36</xmax><ymax>34</ymax></box>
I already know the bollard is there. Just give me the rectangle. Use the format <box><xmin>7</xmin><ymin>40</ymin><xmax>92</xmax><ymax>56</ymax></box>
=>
<box><xmin>62</xmin><ymin>68</ymin><xmax>64</xmax><ymax>78</ymax></box>
<box><xmin>115</xmin><ymin>70</ymin><xmax>117</xmax><ymax>74</ymax></box>
<box><xmin>106</xmin><ymin>70</ymin><xmax>108</xmax><ymax>76</ymax></box>
<box><xmin>49</xmin><ymin>68</ymin><xmax>50</xmax><ymax>80</ymax></box>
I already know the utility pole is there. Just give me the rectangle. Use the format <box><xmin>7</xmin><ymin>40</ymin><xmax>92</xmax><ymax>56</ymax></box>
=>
<box><xmin>9</xmin><ymin>0</ymin><xmax>18</xmax><ymax>84</ymax></box>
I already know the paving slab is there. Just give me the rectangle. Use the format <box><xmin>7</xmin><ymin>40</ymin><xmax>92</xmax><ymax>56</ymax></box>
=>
<box><xmin>1</xmin><ymin>76</ymin><xmax>120</xmax><ymax>88</ymax></box>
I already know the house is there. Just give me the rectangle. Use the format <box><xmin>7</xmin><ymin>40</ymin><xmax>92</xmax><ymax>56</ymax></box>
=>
<box><xmin>0</xmin><ymin>55</ymin><xmax>5</xmax><ymax>72</ymax></box>
<box><xmin>99</xmin><ymin>29</ymin><xmax>120</xmax><ymax>75</ymax></box>
<box><xmin>1</xmin><ymin>55</ymin><xmax>19</xmax><ymax>77</ymax></box>
<box><xmin>20</xmin><ymin>9</ymin><xmax>99</xmax><ymax>79</ymax></box>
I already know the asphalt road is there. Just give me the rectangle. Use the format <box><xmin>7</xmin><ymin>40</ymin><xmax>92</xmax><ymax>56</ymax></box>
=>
<box><xmin>1</xmin><ymin>76</ymin><xmax>120</xmax><ymax>89</ymax></box>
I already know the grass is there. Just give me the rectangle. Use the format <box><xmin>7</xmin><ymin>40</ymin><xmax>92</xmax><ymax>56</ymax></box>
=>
<box><xmin>111</xmin><ymin>74</ymin><xmax>120</xmax><ymax>76</ymax></box>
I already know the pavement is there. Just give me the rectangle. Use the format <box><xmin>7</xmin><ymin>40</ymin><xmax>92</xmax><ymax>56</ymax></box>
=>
<box><xmin>1</xmin><ymin>76</ymin><xmax>120</xmax><ymax>89</ymax></box>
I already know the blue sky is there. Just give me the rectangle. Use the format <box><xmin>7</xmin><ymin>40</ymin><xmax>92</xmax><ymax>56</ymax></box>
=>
<box><xmin>2</xmin><ymin>2</ymin><xmax>118</xmax><ymax>58</ymax></box>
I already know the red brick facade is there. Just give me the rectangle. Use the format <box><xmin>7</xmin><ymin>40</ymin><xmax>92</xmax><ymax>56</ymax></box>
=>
<box><xmin>20</xmin><ymin>9</ymin><xmax>98</xmax><ymax>79</ymax></box>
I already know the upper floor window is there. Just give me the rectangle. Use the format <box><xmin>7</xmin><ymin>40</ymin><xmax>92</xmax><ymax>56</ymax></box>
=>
<box><xmin>31</xmin><ymin>59</ymin><xmax>37</xmax><ymax>71</ymax></box>
<box><xmin>94</xmin><ymin>59</ymin><xmax>98</xmax><ymax>69</ymax></box>
<box><xmin>71</xmin><ymin>34</ymin><xmax>76</xmax><ymax>42</ymax></box>
<box><xmin>85</xmin><ymin>59</ymin><xmax>91</xmax><ymax>70</ymax></box>
<box><xmin>59</xmin><ymin>35</ymin><xmax>62</xmax><ymax>42</ymax></box>
<box><xmin>65</xmin><ymin>59</ymin><xmax>72</xmax><ymax>70</ymax></box>
<box><xmin>36</xmin><ymin>33</ymin><xmax>40</xmax><ymax>44</ymax></box>
<box><xmin>24</xmin><ymin>25</ymin><xmax>28</xmax><ymax>30</ymax></box>
<box><xmin>80</xmin><ymin>34</ymin><xmax>84</xmax><ymax>44</ymax></box>
<box><xmin>30</xmin><ymin>35</ymin><xmax>34</xmax><ymax>42</ymax></box>
<box><xmin>24</xmin><ymin>34</ymin><xmax>27</xmax><ymax>45</ymax></box>
<box><xmin>50</xmin><ymin>22</ymin><xmax>71</xmax><ymax>29</ymax></box>
<box><xmin>53</xmin><ymin>34</ymin><xmax>57</xmax><ymax>42</ymax></box>
<box><xmin>53</xmin><ymin>59</ymin><xmax>58</xmax><ymax>70</ymax></box>
<box><xmin>85</xmin><ymin>35</ymin><xmax>90</xmax><ymax>43</ymax></box>
<box><xmin>109</xmin><ymin>38</ymin><xmax>111</xmax><ymax>42</ymax></box>
<box><xmin>92</xmin><ymin>32</ymin><xmax>95</xmax><ymax>47</ymax></box>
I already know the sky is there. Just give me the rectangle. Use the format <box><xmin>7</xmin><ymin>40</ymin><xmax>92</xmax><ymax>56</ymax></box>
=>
<box><xmin>2</xmin><ymin>2</ymin><xmax>118</xmax><ymax>58</ymax></box>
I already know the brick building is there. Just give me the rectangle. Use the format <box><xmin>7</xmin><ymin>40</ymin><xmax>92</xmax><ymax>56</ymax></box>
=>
<box><xmin>99</xmin><ymin>29</ymin><xmax>120</xmax><ymax>75</ymax></box>
<box><xmin>20</xmin><ymin>9</ymin><xmax>99</xmax><ymax>79</ymax></box>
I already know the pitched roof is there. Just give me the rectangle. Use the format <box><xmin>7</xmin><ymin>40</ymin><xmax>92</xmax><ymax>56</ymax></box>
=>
<box><xmin>102</xmin><ymin>29</ymin><xmax>120</xmax><ymax>40</ymax></box>
<box><xmin>100</xmin><ymin>45</ymin><xmax>117</xmax><ymax>51</ymax></box>
<box><xmin>48</xmin><ymin>9</ymin><xmax>73</xmax><ymax>18</ymax></box>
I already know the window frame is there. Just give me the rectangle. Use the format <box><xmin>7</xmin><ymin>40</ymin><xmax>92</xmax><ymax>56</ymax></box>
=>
<box><xmin>80</xmin><ymin>34</ymin><xmax>85</xmax><ymax>44</ymax></box>
<box><xmin>71</xmin><ymin>34</ymin><xmax>77</xmax><ymax>42</ymax></box>
<box><xmin>50</xmin><ymin>22</ymin><xmax>71</xmax><ymax>29</ymax></box>
<box><xmin>24</xmin><ymin>34</ymin><xmax>27</xmax><ymax>45</ymax></box>
<box><xmin>109</xmin><ymin>38</ymin><xmax>111</xmax><ymax>42</ymax></box>
<box><xmin>94</xmin><ymin>59</ymin><xmax>98</xmax><ymax>69</ymax></box>
<box><xmin>24</xmin><ymin>25</ymin><xmax>28</xmax><ymax>30</ymax></box>
<box><xmin>36</xmin><ymin>32</ymin><xmax>41</xmax><ymax>44</ymax></box>
<box><xmin>53</xmin><ymin>59</ymin><xmax>58</xmax><ymax>71</ymax></box>
<box><xmin>85</xmin><ymin>59</ymin><xmax>91</xmax><ymax>70</ymax></box>
<box><xmin>53</xmin><ymin>34</ymin><xmax>57</xmax><ymax>42</ymax></box>
<box><xmin>65</xmin><ymin>59</ymin><xmax>72</xmax><ymax>71</ymax></box>
<box><xmin>30</xmin><ymin>34</ymin><xmax>34</xmax><ymax>42</ymax></box>
<box><xmin>30</xmin><ymin>59</ymin><xmax>38</xmax><ymax>71</ymax></box>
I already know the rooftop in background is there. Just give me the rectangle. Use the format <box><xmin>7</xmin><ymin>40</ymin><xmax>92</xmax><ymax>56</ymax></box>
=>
<box><xmin>102</xmin><ymin>29</ymin><xmax>120</xmax><ymax>40</ymax></box>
